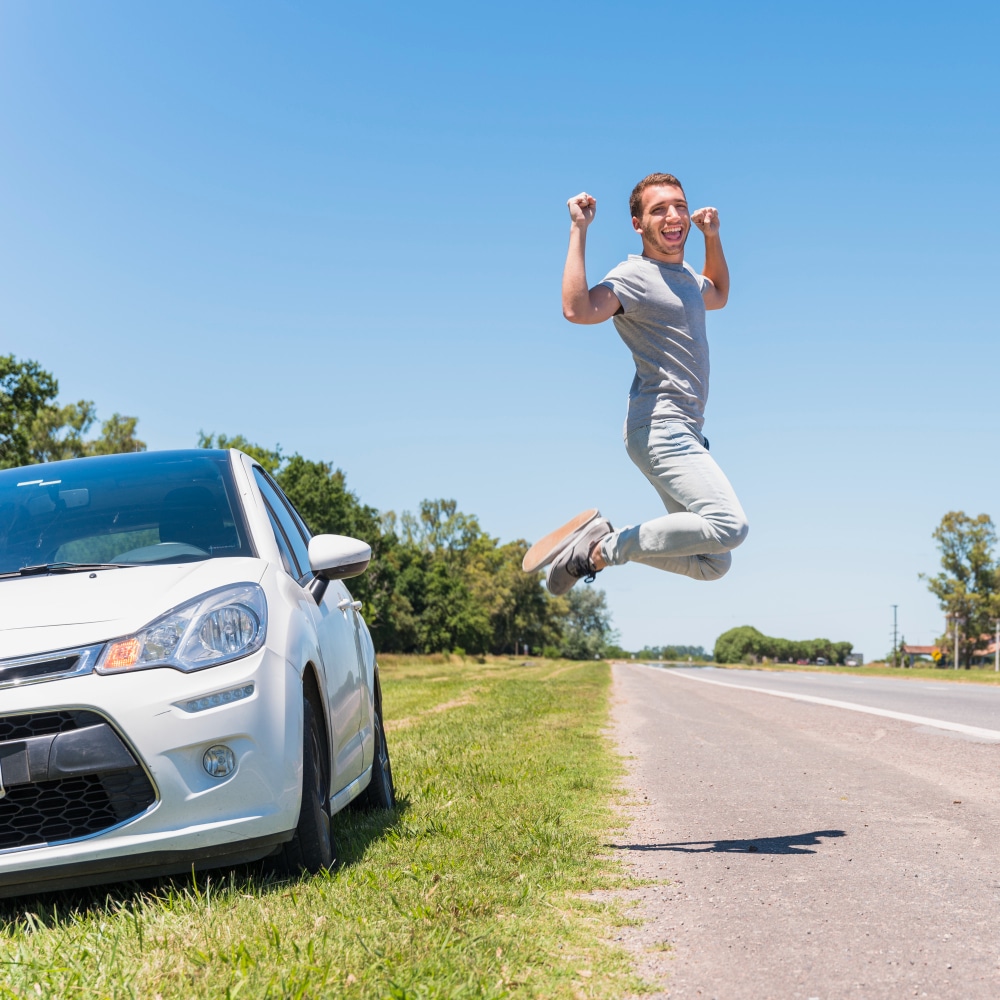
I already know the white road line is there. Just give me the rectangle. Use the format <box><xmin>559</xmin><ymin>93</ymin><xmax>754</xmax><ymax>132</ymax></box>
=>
<box><xmin>643</xmin><ymin>665</ymin><xmax>1000</xmax><ymax>743</ymax></box>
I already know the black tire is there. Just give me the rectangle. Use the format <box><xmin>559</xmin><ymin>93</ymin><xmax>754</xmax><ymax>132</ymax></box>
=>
<box><xmin>358</xmin><ymin>682</ymin><xmax>395</xmax><ymax>811</ymax></box>
<box><xmin>278</xmin><ymin>695</ymin><xmax>335</xmax><ymax>874</ymax></box>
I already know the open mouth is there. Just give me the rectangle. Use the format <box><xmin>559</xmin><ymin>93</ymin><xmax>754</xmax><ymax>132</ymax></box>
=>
<box><xmin>662</xmin><ymin>226</ymin><xmax>684</xmax><ymax>243</ymax></box>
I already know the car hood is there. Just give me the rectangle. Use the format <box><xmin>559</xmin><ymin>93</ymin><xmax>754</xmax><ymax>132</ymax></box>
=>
<box><xmin>0</xmin><ymin>558</ymin><xmax>268</xmax><ymax>658</ymax></box>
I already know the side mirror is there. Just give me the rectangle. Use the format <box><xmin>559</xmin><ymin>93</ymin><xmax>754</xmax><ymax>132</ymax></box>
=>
<box><xmin>308</xmin><ymin>534</ymin><xmax>371</xmax><ymax>581</ymax></box>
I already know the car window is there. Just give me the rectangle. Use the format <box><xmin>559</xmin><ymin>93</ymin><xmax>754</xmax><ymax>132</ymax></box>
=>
<box><xmin>284</xmin><ymin>495</ymin><xmax>312</xmax><ymax>542</ymax></box>
<box><xmin>252</xmin><ymin>468</ymin><xmax>312</xmax><ymax>580</ymax></box>
<box><xmin>262</xmin><ymin>500</ymin><xmax>300</xmax><ymax>579</ymax></box>
<box><xmin>0</xmin><ymin>451</ymin><xmax>252</xmax><ymax>573</ymax></box>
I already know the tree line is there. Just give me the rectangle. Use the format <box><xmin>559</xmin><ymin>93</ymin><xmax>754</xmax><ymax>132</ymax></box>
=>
<box><xmin>634</xmin><ymin>645</ymin><xmax>711</xmax><ymax>662</ymax></box>
<box><xmin>714</xmin><ymin>626</ymin><xmax>854</xmax><ymax>665</ymax></box>
<box><xmin>713</xmin><ymin>510</ymin><xmax>1000</xmax><ymax>670</ymax></box>
<box><xmin>1</xmin><ymin>354</ymin><xmax>616</xmax><ymax>659</ymax></box>
<box><xmin>30</xmin><ymin>353</ymin><xmax>993</xmax><ymax>666</ymax></box>
<box><xmin>199</xmin><ymin>433</ymin><xmax>622</xmax><ymax>659</ymax></box>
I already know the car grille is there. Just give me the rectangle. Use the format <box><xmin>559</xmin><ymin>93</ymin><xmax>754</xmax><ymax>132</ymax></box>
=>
<box><xmin>0</xmin><ymin>645</ymin><xmax>102</xmax><ymax>689</ymax></box>
<box><xmin>0</xmin><ymin>710</ymin><xmax>156</xmax><ymax>851</ymax></box>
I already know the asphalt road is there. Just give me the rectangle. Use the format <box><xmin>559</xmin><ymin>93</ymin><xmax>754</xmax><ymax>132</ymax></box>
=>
<box><xmin>610</xmin><ymin>662</ymin><xmax>1000</xmax><ymax>1000</ymax></box>
<box><xmin>668</xmin><ymin>665</ymin><xmax>1000</xmax><ymax>736</ymax></box>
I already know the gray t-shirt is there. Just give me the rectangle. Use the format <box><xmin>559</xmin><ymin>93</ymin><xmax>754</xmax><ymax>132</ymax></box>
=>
<box><xmin>599</xmin><ymin>254</ymin><xmax>711</xmax><ymax>434</ymax></box>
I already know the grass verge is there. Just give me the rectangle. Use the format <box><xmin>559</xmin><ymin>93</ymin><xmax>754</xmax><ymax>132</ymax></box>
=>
<box><xmin>0</xmin><ymin>657</ymin><xmax>639</xmax><ymax>999</ymax></box>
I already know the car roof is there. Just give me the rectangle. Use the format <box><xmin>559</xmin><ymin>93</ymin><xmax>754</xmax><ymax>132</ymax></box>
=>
<box><xmin>2</xmin><ymin>449</ymin><xmax>235</xmax><ymax>477</ymax></box>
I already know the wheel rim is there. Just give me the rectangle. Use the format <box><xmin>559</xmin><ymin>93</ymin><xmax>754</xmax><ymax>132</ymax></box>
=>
<box><xmin>310</xmin><ymin>726</ymin><xmax>326</xmax><ymax>800</ymax></box>
<box><xmin>309</xmin><ymin>713</ymin><xmax>332</xmax><ymax>858</ymax></box>
<box><xmin>375</xmin><ymin>717</ymin><xmax>392</xmax><ymax>796</ymax></box>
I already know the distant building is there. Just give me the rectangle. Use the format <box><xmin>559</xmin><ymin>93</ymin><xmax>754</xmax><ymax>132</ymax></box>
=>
<box><xmin>900</xmin><ymin>644</ymin><xmax>936</xmax><ymax>656</ymax></box>
<box><xmin>900</xmin><ymin>644</ymin><xmax>937</xmax><ymax>667</ymax></box>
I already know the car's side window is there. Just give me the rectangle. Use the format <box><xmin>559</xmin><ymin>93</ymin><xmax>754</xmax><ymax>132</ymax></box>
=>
<box><xmin>253</xmin><ymin>468</ymin><xmax>313</xmax><ymax>581</ymax></box>
<box><xmin>262</xmin><ymin>501</ymin><xmax>300</xmax><ymax>579</ymax></box>
<box><xmin>284</xmin><ymin>497</ymin><xmax>313</xmax><ymax>544</ymax></box>
<box><xmin>271</xmin><ymin>479</ymin><xmax>313</xmax><ymax>545</ymax></box>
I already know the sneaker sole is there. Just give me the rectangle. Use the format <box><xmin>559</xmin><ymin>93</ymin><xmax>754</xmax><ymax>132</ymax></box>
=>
<box><xmin>522</xmin><ymin>508</ymin><xmax>601</xmax><ymax>573</ymax></box>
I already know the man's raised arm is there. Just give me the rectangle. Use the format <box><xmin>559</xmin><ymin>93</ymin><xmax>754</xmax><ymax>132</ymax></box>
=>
<box><xmin>691</xmin><ymin>206</ymin><xmax>730</xmax><ymax>310</ymax></box>
<box><xmin>562</xmin><ymin>192</ymin><xmax>622</xmax><ymax>325</ymax></box>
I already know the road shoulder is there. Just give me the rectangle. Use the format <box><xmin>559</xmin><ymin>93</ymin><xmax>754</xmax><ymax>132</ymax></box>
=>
<box><xmin>604</xmin><ymin>660</ymin><xmax>1000</xmax><ymax>1000</ymax></box>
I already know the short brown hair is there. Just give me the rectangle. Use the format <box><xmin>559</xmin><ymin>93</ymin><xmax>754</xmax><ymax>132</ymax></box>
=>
<box><xmin>629</xmin><ymin>173</ymin><xmax>685</xmax><ymax>220</ymax></box>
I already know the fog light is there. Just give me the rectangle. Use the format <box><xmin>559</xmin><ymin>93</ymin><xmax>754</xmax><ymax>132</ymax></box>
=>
<box><xmin>203</xmin><ymin>744</ymin><xmax>236</xmax><ymax>778</ymax></box>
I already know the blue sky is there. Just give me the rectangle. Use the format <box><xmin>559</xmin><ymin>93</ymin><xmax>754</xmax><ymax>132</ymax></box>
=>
<box><xmin>2</xmin><ymin>1</ymin><xmax>997</xmax><ymax>660</ymax></box>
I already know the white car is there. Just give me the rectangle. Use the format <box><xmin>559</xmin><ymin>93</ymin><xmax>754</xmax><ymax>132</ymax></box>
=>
<box><xmin>0</xmin><ymin>448</ymin><xmax>394</xmax><ymax>898</ymax></box>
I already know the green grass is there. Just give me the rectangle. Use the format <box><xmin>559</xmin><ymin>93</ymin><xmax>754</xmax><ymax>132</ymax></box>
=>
<box><xmin>0</xmin><ymin>657</ymin><xmax>640</xmax><ymax>999</ymax></box>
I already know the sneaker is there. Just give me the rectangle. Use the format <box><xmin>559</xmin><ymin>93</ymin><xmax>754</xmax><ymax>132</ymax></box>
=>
<box><xmin>545</xmin><ymin>517</ymin><xmax>613</xmax><ymax>596</ymax></box>
<box><xmin>522</xmin><ymin>508</ymin><xmax>601</xmax><ymax>573</ymax></box>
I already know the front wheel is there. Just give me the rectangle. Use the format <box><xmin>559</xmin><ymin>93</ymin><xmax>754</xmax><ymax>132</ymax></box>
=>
<box><xmin>359</xmin><ymin>682</ymin><xmax>395</xmax><ymax>811</ymax></box>
<box><xmin>277</xmin><ymin>695</ymin><xmax>335</xmax><ymax>874</ymax></box>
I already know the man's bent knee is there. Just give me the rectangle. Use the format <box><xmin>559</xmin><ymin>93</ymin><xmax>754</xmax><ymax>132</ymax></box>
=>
<box><xmin>695</xmin><ymin>552</ymin><xmax>732</xmax><ymax>581</ymax></box>
<box><xmin>729</xmin><ymin>514</ymin><xmax>749</xmax><ymax>549</ymax></box>
<box><xmin>706</xmin><ymin>510</ymin><xmax>749</xmax><ymax>552</ymax></box>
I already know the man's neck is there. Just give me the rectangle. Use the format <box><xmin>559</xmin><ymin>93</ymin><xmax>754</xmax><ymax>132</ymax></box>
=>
<box><xmin>640</xmin><ymin>241</ymin><xmax>685</xmax><ymax>265</ymax></box>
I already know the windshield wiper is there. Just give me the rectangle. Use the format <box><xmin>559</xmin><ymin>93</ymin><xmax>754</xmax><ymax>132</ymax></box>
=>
<box><xmin>0</xmin><ymin>562</ymin><xmax>134</xmax><ymax>580</ymax></box>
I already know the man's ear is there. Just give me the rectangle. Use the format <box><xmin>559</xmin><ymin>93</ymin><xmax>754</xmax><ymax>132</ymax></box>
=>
<box><xmin>631</xmin><ymin>216</ymin><xmax>643</xmax><ymax>234</ymax></box>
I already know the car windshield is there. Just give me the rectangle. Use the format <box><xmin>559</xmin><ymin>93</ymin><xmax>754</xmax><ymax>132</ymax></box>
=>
<box><xmin>0</xmin><ymin>451</ymin><xmax>253</xmax><ymax>575</ymax></box>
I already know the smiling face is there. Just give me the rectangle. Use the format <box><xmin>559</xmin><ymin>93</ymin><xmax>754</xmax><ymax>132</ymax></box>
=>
<box><xmin>632</xmin><ymin>184</ymin><xmax>690</xmax><ymax>263</ymax></box>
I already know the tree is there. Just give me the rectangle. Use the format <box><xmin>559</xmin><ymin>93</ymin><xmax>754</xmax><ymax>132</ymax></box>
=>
<box><xmin>714</xmin><ymin>625</ymin><xmax>766</xmax><ymax>664</ymax></box>
<box><xmin>2</xmin><ymin>355</ymin><xmax>145</xmax><ymax>465</ymax></box>
<box><xmin>198</xmin><ymin>432</ymin><xmax>282</xmax><ymax>474</ymax></box>
<box><xmin>28</xmin><ymin>400</ymin><xmax>98</xmax><ymax>462</ymax></box>
<box><xmin>368</xmin><ymin>500</ymin><xmax>575</xmax><ymax>656</ymax></box>
<box><xmin>194</xmin><ymin>437</ymin><xmax>590</xmax><ymax>657</ymax></box>
<box><xmin>277</xmin><ymin>455</ymin><xmax>381</xmax><ymax>543</ymax></box>
<box><xmin>399</xmin><ymin>499</ymin><xmax>482</xmax><ymax>562</ymax></box>
<box><xmin>0</xmin><ymin>355</ymin><xmax>59</xmax><ymax>468</ymax></box>
<box><xmin>381</xmin><ymin>500</ymin><xmax>504</xmax><ymax>654</ymax></box>
<box><xmin>923</xmin><ymin>511</ymin><xmax>999</xmax><ymax>668</ymax></box>
<box><xmin>277</xmin><ymin>455</ymin><xmax>396</xmax><ymax>637</ymax></box>
<box><xmin>86</xmin><ymin>414</ymin><xmax>146</xmax><ymax>455</ymax></box>
<box><xmin>714</xmin><ymin>625</ymin><xmax>855</xmax><ymax>665</ymax></box>
<box><xmin>466</xmin><ymin>538</ymin><xmax>567</xmax><ymax>655</ymax></box>
<box><xmin>831</xmin><ymin>641</ymin><xmax>854</xmax><ymax>665</ymax></box>
<box><xmin>636</xmin><ymin>645</ymin><xmax>709</xmax><ymax>662</ymax></box>
<box><xmin>560</xmin><ymin>587</ymin><xmax>618</xmax><ymax>660</ymax></box>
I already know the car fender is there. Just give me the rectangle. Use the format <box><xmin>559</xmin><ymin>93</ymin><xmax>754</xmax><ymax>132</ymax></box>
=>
<box><xmin>258</xmin><ymin>562</ymin><xmax>336</xmax><ymax>771</ymax></box>
<box><xmin>353</xmin><ymin>609</ymin><xmax>378</xmax><ymax>771</ymax></box>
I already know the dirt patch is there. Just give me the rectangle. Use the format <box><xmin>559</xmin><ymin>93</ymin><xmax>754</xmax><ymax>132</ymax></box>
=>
<box><xmin>542</xmin><ymin>661</ymin><xmax>594</xmax><ymax>680</ymax></box>
<box><xmin>386</xmin><ymin>694</ymin><xmax>478</xmax><ymax>731</ymax></box>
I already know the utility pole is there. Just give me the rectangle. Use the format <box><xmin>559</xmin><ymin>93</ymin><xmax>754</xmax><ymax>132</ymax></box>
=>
<box><xmin>952</xmin><ymin>614</ymin><xmax>964</xmax><ymax>670</ymax></box>
<box><xmin>891</xmin><ymin>605</ymin><xmax>898</xmax><ymax>668</ymax></box>
<box><xmin>994</xmin><ymin>619</ymin><xmax>999</xmax><ymax>673</ymax></box>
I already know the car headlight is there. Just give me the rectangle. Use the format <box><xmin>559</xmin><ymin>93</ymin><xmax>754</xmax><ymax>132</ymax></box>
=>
<box><xmin>96</xmin><ymin>583</ymin><xmax>267</xmax><ymax>674</ymax></box>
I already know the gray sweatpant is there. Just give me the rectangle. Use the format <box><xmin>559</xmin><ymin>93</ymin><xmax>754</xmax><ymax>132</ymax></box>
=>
<box><xmin>599</xmin><ymin>419</ymin><xmax>748</xmax><ymax>581</ymax></box>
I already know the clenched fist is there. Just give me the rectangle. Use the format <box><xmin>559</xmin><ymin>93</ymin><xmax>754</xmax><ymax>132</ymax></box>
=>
<box><xmin>691</xmin><ymin>207</ymin><xmax>720</xmax><ymax>237</ymax></box>
<box><xmin>567</xmin><ymin>192</ymin><xmax>597</xmax><ymax>227</ymax></box>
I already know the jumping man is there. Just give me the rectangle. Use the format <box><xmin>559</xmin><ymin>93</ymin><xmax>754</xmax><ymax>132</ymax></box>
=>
<box><xmin>524</xmin><ymin>173</ymin><xmax>749</xmax><ymax>594</ymax></box>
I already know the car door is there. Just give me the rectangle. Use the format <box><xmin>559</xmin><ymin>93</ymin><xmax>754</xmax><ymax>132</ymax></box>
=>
<box><xmin>251</xmin><ymin>467</ymin><xmax>364</xmax><ymax>790</ymax></box>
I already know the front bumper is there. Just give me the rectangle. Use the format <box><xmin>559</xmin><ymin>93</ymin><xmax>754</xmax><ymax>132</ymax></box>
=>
<box><xmin>0</xmin><ymin>646</ymin><xmax>302</xmax><ymax>897</ymax></box>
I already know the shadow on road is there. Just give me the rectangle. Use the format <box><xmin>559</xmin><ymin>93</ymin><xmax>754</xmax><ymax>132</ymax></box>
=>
<box><xmin>613</xmin><ymin>828</ymin><xmax>846</xmax><ymax>855</ymax></box>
